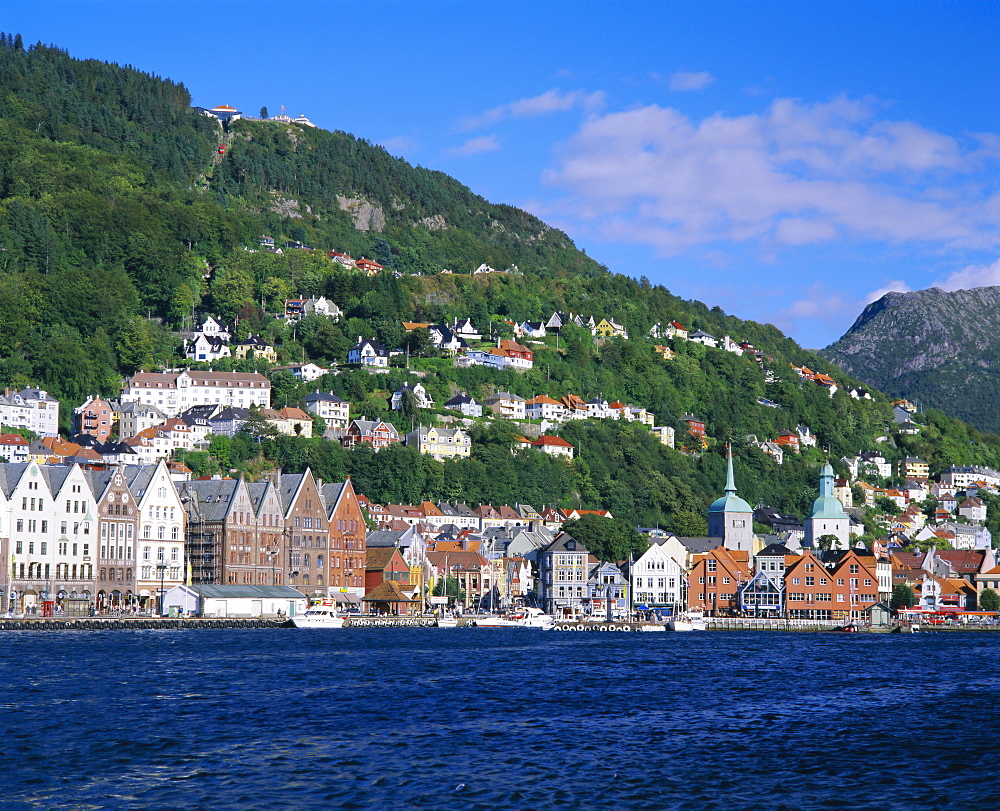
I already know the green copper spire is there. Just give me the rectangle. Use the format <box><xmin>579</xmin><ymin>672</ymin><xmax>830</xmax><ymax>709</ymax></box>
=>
<box><xmin>724</xmin><ymin>444</ymin><xmax>737</xmax><ymax>495</ymax></box>
<box><xmin>709</xmin><ymin>444</ymin><xmax>752</xmax><ymax>515</ymax></box>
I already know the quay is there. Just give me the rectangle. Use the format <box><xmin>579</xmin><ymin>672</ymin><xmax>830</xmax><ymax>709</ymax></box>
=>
<box><xmin>0</xmin><ymin>617</ymin><xmax>289</xmax><ymax>631</ymax></box>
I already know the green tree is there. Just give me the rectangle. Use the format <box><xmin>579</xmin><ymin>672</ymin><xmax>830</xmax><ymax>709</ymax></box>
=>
<box><xmin>979</xmin><ymin>587</ymin><xmax>1000</xmax><ymax>612</ymax></box>
<box><xmin>890</xmin><ymin>583</ymin><xmax>916</xmax><ymax>611</ymax></box>
<box><xmin>664</xmin><ymin>509</ymin><xmax>709</xmax><ymax>538</ymax></box>
<box><xmin>559</xmin><ymin>515</ymin><xmax>646</xmax><ymax>562</ymax></box>
<box><xmin>115</xmin><ymin>317</ymin><xmax>155</xmax><ymax>374</ymax></box>
<box><xmin>260</xmin><ymin>106</ymin><xmax>269</xmax><ymax>120</ymax></box>
<box><xmin>431</xmin><ymin>575</ymin><xmax>465</xmax><ymax>606</ymax></box>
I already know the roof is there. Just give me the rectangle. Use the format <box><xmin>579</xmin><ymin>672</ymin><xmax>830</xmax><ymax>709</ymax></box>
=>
<box><xmin>365</xmin><ymin>546</ymin><xmax>405</xmax><ymax>570</ymax></box>
<box><xmin>534</xmin><ymin>435</ymin><xmax>573</xmax><ymax>448</ymax></box>
<box><xmin>363</xmin><ymin>581</ymin><xmax>417</xmax><ymax>603</ymax></box>
<box><xmin>178</xmin><ymin>585</ymin><xmax>305</xmax><ymax>599</ymax></box>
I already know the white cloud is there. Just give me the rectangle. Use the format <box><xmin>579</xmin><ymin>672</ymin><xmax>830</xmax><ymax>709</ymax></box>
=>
<box><xmin>446</xmin><ymin>134</ymin><xmax>502</xmax><ymax>156</ymax></box>
<box><xmin>864</xmin><ymin>281</ymin><xmax>913</xmax><ymax>303</ymax></box>
<box><xmin>934</xmin><ymin>258</ymin><xmax>1000</xmax><ymax>291</ymax></box>
<box><xmin>544</xmin><ymin>97</ymin><xmax>999</xmax><ymax>257</ymax></box>
<box><xmin>668</xmin><ymin>71</ymin><xmax>715</xmax><ymax>92</ymax></box>
<box><xmin>460</xmin><ymin>89</ymin><xmax>606</xmax><ymax>131</ymax></box>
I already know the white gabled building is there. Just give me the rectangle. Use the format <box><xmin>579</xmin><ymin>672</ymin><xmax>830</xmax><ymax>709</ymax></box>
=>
<box><xmin>347</xmin><ymin>337</ymin><xmax>390</xmax><ymax>367</ymax></box>
<box><xmin>629</xmin><ymin>537</ymin><xmax>687</xmax><ymax>611</ymax></box>
<box><xmin>127</xmin><ymin>460</ymin><xmax>186</xmax><ymax>604</ymax></box>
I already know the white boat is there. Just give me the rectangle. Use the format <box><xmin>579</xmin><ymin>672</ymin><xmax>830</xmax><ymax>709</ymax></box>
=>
<box><xmin>436</xmin><ymin>614</ymin><xmax>459</xmax><ymax>628</ymax></box>
<box><xmin>668</xmin><ymin>611</ymin><xmax>706</xmax><ymax>632</ymax></box>
<box><xmin>291</xmin><ymin>604</ymin><xmax>346</xmax><ymax>629</ymax></box>
<box><xmin>475</xmin><ymin>607</ymin><xmax>555</xmax><ymax>629</ymax></box>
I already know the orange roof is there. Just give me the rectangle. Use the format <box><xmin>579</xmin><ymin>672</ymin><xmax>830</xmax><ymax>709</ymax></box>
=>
<box><xmin>533</xmin><ymin>435</ymin><xmax>573</xmax><ymax>448</ymax></box>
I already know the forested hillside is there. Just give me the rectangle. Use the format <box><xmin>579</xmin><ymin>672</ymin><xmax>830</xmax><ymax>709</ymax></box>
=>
<box><xmin>4</xmin><ymin>35</ymin><xmax>1000</xmax><ymax>533</ymax></box>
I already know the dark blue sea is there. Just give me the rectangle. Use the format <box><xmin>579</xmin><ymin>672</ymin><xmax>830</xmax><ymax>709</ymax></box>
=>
<box><xmin>1</xmin><ymin>628</ymin><xmax>998</xmax><ymax>809</ymax></box>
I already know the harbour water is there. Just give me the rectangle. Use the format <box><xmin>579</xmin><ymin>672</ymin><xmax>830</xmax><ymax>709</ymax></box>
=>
<box><xmin>2</xmin><ymin>628</ymin><xmax>998</xmax><ymax>809</ymax></box>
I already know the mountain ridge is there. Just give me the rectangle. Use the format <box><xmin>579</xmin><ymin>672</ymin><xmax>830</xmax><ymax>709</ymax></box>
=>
<box><xmin>822</xmin><ymin>285</ymin><xmax>1000</xmax><ymax>432</ymax></box>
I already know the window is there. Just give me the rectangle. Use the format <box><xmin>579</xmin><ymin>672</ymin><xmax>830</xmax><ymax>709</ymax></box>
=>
<box><xmin>707</xmin><ymin>560</ymin><xmax>717</xmax><ymax>572</ymax></box>
<box><xmin>805</xmin><ymin>577</ymin><xmax>814</xmax><ymax>586</ymax></box>
<box><xmin>792</xmin><ymin>577</ymin><xmax>801</xmax><ymax>585</ymax></box>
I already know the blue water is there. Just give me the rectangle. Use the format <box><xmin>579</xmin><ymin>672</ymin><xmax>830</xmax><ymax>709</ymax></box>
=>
<box><xmin>1</xmin><ymin>628</ymin><xmax>998</xmax><ymax>809</ymax></box>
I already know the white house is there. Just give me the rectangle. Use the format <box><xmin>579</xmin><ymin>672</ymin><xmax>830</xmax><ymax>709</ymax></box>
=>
<box><xmin>630</xmin><ymin>538</ymin><xmax>686</xmax><ymax>611</ymax></box>
<box><xmin>444</xmin><ymin>393</ymin><xmax>482</xmax><ymax>417</ymax></box>
<box><xmin>526</xmin><ymin>396</ymin><xmax>565</xmax><ymax>422</ymax></box>
<box><xmin>391</xmin><ymin>383</ymin><xmax>434</xmax><ymax>411</ymax></box>
<box><xmin>304</xmin><ymin>391</ymin><xmax>351</xmax><ymax>431</ymax></box>
<box><xmin>128</xmin><ymin>459</ymin><xmax>186</xmax><ymax>603</ymax></box>
<box><xmin>0</xmin><ymin>388</ymin><xmax>60</xmax><ymax>437</ymax></box>
<box><xmin>347</xmin><ymin>337</ymin><xmax>389</xmax><ymax>367</ymax></box>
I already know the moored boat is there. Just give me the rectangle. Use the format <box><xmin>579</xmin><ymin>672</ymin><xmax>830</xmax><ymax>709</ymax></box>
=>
<box><xmin>475</xmin><ymin>607</ymin><xmax>555</xmax><ymax>629</ymax></box>
<box><xmin>668</xmin><ymin>610</ymin><xmax>706</xmax><ymax>632</ymax></box>
<box><xmin>291</xmin><ymin>603</ymin><xmax>346</xmax><ymax>629</ymax></box>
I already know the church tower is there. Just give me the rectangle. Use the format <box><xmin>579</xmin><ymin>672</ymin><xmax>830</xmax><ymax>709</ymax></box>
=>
<box><xmin>805</xmin><ymin>462</ymin><xmax>850</xmax><ymax>549</ymax></box>
<box><xmin>708</xmin><ymin>447</ymin><xmax>755</xmax><ymax>552</ymax></box>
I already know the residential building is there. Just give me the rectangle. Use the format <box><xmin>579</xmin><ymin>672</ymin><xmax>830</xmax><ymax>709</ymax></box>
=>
<box><xmin>529</xmin><ymin>435</ymin><xmax>574</xmax><ymax>459</ymax></box>
<box><xmin>444</xmin><ymin>393</ymin><xmax>482</xmax><ymax>417</ymax></box>
<box><xmin>74</xmin><ymin>396</ymin><xmax>116</xmax><ymax>441</ymax></box>
<box><xmin>629</xmin><ymin>538</ymin><xmax>686</xmax><ymax>611</ymax></box>
<box><xmin>537</xmin><ymin>532</ymin><xmax>591</xmax><ymax>617</ymax></box>
<box><xmin>304</xmin><ymin>391</ymin><xmax>351</xmax><ymax>432</ymax></box>
<box><xmin>347</xmin><ymin>337</ymin><xmax>389</xmax><ymax>367</ymax></box>
<box><xmin>687</xmin><ymin>547</ymin><xmax>751</xmax><ymax>615</ymax></box>
<box><xmin>0</xmin><ymin>388</ymin><xmax>60</xmax><ymax>437</ymax></box>
<box><xmin>0</xmin><ymin>433</ymin><xmax>31</xmax><ymax>463</ymax></box>
<box><xmin>391</xmin><ymin>382</ymin><xmax>434</xmax><ymax>411</ymax></box>
<box><xmin>341</xmin><ymin>419</ymin><xmax>400</xmax><ymax>450</ymax></box>
<box><xmin>405</xmin><ymin>426</ymin><xmax>472</xmax><ymax>460</ymax></box>
<box><xmin>232</xmin><ymin>335</ymin><xmax>277</xmax><ymax>363</ymax></box>
<box><xmin>525</xmin><ymin>396</ymin><xmax>565</xmax><ymax>422</ymax></box>
<box><xmin>279</xmin><ymin>469</ymin><xmax>330</xmax><ymax>599</ymax></box>
<box><xmin>322</xmin><ymin>479</ymin><xmax>367</xmax><ymax>600</ymax></box>
<box><xmin>484</xmin><ymin>392</ymin><xmax>527</xmax><ymax>420</ymax></box>
<box><xmin>122</xmin><ymin>371</ymin><xmax>271</xmax><ymax>418</ymax></box>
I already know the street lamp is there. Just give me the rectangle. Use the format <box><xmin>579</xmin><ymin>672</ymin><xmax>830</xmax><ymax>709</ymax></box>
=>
<box><xmin>156</xmin><ymin>563</ymin><xmax>167</xmax><ymax>616</ymax></box>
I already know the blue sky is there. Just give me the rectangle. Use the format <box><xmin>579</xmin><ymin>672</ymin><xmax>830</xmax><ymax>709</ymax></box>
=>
<box><xmin>5</xmin><ymin>0</ymin><xmax>999</xmax><ymax>347</ymax></box>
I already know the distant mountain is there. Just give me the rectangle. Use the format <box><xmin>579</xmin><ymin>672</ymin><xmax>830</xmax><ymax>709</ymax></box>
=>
<box><xmin>821</xmin><ymin>286</ymin><xmax>1000</xmax><ymax>433</ymax></box>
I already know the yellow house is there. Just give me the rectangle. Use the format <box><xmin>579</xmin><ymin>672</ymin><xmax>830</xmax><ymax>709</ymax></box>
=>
<box><xmin>232</xmin><ymin>335</ymin><xmax>278</xmax><ymax>363</ymax></box>
<box><xmin>405</xmin><ymin>425</ymin><xmax>472</xmax><ymax>461</ymax></box>
<box><xmin>595</xmin><ymin>318</ymin><xmax>628</xmax><ymax>339</ymax></box>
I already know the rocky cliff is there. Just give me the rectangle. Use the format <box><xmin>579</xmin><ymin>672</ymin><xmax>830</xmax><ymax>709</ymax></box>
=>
<box><xmin>822</xmin><ymin>286</ymin><xmax>1000</xmax><ymax>433</ymax></box>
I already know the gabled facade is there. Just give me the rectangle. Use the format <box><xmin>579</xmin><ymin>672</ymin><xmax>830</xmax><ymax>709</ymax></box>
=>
<box><xmin>347</xmin><ymin>337</ymin><xmax>389</xmax><ymax>367</ymax></box>
<box><xmin>687</xmin><ymin>547</ymin><xmax>751</xmax><ymax>614</ymax></box>
<box><xmin>630</xmin><ymin>539</ymin><xmax>686</xmax><ymax>610</ymax></box>
<box><xmin>537</xmin><ymin>532</ymin><xmax>591</xmax><ymax>617</ymax></box>
<box><xmin>405</xmin><ymin>425</ymin><xmax>472</xmax><ymax>460</ymax></box>
<box><xmin>323</xmin><ymin>479</ymin><xmax>367</xmax><ymax>598</ymax></box>
<box><xmin>341</xmin><ymin>419</ymin><xmax>400</xmax><ymax>450</ymax></box>
<box><xmin>279</xmin><ymin>470</ymin><xmax>330</xmax><ymax>598</ymax></box>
